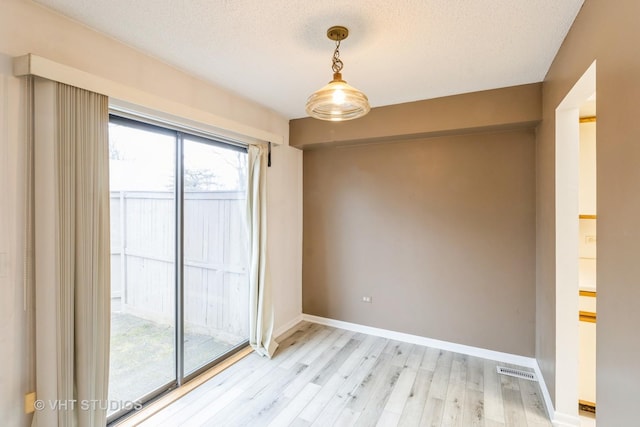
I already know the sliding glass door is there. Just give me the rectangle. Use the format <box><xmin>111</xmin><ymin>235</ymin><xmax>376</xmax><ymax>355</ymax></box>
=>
<box><xmin>107</xmin><ymin>116</ymin><xmax>248</xmax><ymax>421</ymax></box>
<box><xmin>182</xmin><ymin>137</ymin><xmax>249</xmax><ymax>375</ymax></box>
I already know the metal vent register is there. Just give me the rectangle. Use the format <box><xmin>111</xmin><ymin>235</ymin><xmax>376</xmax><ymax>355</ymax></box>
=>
<box><xmin>497</xmin><ymin>366</ymin><xmax>537</xmax><ymax>381</ymax></box>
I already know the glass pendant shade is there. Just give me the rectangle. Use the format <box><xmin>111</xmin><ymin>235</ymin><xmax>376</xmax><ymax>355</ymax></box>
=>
<box><xmin>306</xmin><ymin>73</ymin><xmax>370</xmax><ymax>121</ymax></box>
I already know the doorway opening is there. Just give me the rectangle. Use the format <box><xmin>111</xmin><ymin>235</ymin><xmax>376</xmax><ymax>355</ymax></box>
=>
<box><xmin>555</xmin><ymin>60</ymin><xmax>596</xmax><ymax>426</ymax></box>
<box><xmin>577</xmin><ymin>96</ymin><xmax>597</xmax><ymax>425</ymax></box>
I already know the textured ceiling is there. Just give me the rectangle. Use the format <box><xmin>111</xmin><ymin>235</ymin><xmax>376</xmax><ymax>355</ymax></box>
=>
<box><xmin>32</xmin><ymin>0</ymin><xmax>584</xmax><ymax>120</ymax></box>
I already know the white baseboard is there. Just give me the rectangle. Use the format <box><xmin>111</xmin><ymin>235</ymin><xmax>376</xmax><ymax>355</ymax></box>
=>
<box><xmin>553</xmin><ymin>412</ymin><xmax>581</xmax><ymax>427</ymax></box>
<box><xmin>532</xmin><ymin>360</ymin><xmax>559</xmax><ymax>424</ymax></box>
<box><xmin>274</xmin><ymin>314</ymin><xmax>304</xmax><ymax>339</ymax></box>
<box><xmin>303</xmin><ymin>314</ymin><xmax>535</xmax><ymax>367</ymax></box>
<box><xmin>302</xmin><ymin>313</ymin><xmax>557</xmax><ymax>422</ymax></box>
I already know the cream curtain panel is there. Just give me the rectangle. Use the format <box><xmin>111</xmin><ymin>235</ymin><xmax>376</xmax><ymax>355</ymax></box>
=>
<box><xmin>246</xmin><ymin>144</ymin><xmax>278</xmax><ymax>358</ymax></box>
<box><xmin>31</xmin><ymin>81</ymin><xmax>111</xmax><ymax>427</ymax></box>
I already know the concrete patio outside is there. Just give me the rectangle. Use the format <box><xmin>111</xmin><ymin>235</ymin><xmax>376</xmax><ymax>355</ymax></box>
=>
<box><xmin>108</xmin><ymin>311</ymin><xmax>236</xmax><ymax>410</ymax></box>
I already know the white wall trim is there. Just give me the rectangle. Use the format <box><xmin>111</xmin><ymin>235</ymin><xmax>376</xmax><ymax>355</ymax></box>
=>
<box><xmin>303</xmin><ymin>314</ymin><xmax>531</xmax><ymax>371</ymax></box>
<box><xmin>552</xmin><ymin>412</ymin><xmax>582</xmax><ymax>427</ymax></box>
<box><xmin>533</xmin><ymin>362</ymin><xmax>554</xmax><ymax>420</ymax></box>
<box><xmin>13</xmin><ymin>54</ymin><xmax>285</xmax><ymax>146</ymax></box>
<box><xmin>274</xmin><ymin>314</ymin><xmax>304</xmax><ymax>340</ymax></box>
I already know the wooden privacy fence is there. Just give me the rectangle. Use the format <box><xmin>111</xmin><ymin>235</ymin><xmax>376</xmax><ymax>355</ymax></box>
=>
<box><xmin>110</xmin><ymin>191</ymin><xmax>249</xmax><ymax>344</ymax></box>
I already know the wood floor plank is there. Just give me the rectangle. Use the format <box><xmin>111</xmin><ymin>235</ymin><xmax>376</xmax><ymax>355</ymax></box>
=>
<box><xmin>298</xmin><ymin>335</ymin><xmax>386</xmax><ymax>423</ymax></box>
<box><xmin>297</xmin><ymin>373</ymin><xmax>346</xmax><ymax>423</ymax></box>
<box><xmin>283</xmin><ymin>331</ymin><xmax>356</xmax><ymax>399</ymax></box>
<box><xmin>420</xmin><ymin>347</ymin><xmax>441</xmax><ymax>372</ymax></box>
<box><xmin>287</xmin><ymin>418</ymin><xmax>311</xmax><ymax>427</ymax></box>
<box><xmin>353</xmin><ymin>364</ymin><xmax>403</xmax><ymax>426</ymax></box>
<box><xmin>297</xmin><ymin>327</ymin><xmax>346</xmax><ymax>366</ymax></box>
<box><xmin>461</xmin><ymin>356</ymin><xmax>485</xmax><ymax>426</ymax></box>
<box><xmin>502</xmin><ymin>387</ymin><xmax>529</xmax><ymax>427</ymax></box>
<box><xmin>425</xmin><ymin>350</ymin><xmax>454</xmax><ymax>399</ymax></box>
<box><xmin>266</xmin><ymin>382</ymin><xmax>321</xmax><ymax>427</ymax></box>
<box><xmin>466</xmin><ymin>354</ymin><xmax>484</xmax><ymax>392</ymax></box>
<box><xmin>180</xmin><ymin>345</ymin><xmax>311</xmax><ymax>427</ymax></box>
<box><xmin>137</xmin><ymin>357</ymin><xmax>245</xmax><ymax>425</ymax></box>
<box><xmin>461</xmin><ymin>388</ymin><xmax>484</xmax><ymax>427</ymax></box>
<box><xmin>485</xmin><ymin>419</ymin><xmax>506</xmax><ymax>427</ymax></box>
<box><xmin>274</xmin><ymin>322</ymin><xmax>316</xmax><ymax>356</ymax></box>
<box><xmin>398</xmin><ymin>368</ymin><xmax>433</xmax><ymax>425</ymax></box>
<box><xmin>310</xmin><ymin>337</ymin><xmax>360</xmax><ymax>386</ymax></box>
<box><xmin>298</xmin><ymin>337</ymin><xmax>386</xmax><ymax>423</ymax></box>
<box><xmin>519</xmin><ymin>377</ymin><xmax>553</xmax><ymax>427</ymax></box>
<box><xmin>376</xmin><ymin>409</ymin><xmax>401</xmax><ymax>427</ymax></box>
<box><xmin>419</xmin><ymin>350</ymin><xmax>453</xmax><ymax>426</ymax></box>
<box><xmin>308</xmin><ymin>339</ymin><xmax>390</xmax><ymax>426</ymax></box>
<box><xmin>211</xmin><ymin>364</ymin><xmax>307</xmax><ymax>426</ymax></box>
<box><xmin>483</xmin><ymin>359</ymin><xmax>506</xmax><ymax>424</ymax></box>
<box><xmin>141</xmin><ymin>352</ymin><xmax>269</xmax><ymax>426</ymax></box>
<box><xmin>500</xmin><ymin>374</ymin><xmax>528</xmax><ymax>427</ymax></box>
<box><xmin>419</xmin><ymin>397</ymin><xmax>444</xmax><ymax>427</ymax></box>
<box><xmin>337</xmin><ymin>334</ymin><xmax>378</xmax><ymax>376</ymax></box>
<box><xmin>278</xmin><ymin>324</ymin><xmax>333</xmax><ymax>369</ymax></box>
<box><xmin>389</xmin><ymin>341</ymin><xmax>413</xmax><ymax>367</ymax></box>
<box><xmin>182</xmin><ymin>355</ymin><xmax>281</xmax><ymax>420</ymax></box>
<box><xmin>383</xmin><ymin>367</ymin><xmax>418</xmax><ymax>415</ymax></box>
<box><xmin>348</xmin><ymin>343</ymin><xmax>397</xmax><ymax>412</ymax></box>
<box><xmin>334</xmin><ymin>408</ymin><xmax>362</xmax><ymax>427</ymax></box>
<box><xmin>406</xmin><ymin>344</ymin><xmax>427</xmax><ymax>370</ymax></box>
<box><xmin>129</xmin><ymin>323</ymin><xmax>553</xmax><ymax>427</ymax></box>
<box><xmin>441</xmin><ymin>352</ymin><xmax>468</xmax><ymax>426</ymax></box>
<box><xmin>176</xmin><ymin>380</ymin><xmax>247</xmax><ymax>426</ymax></box>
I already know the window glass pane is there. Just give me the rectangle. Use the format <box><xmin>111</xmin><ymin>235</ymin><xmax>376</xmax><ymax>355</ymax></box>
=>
<box><xmin>182</xmin><ymin>138</ymin><xmax>248</xmax><ymax>375</ymax></box>
<box><xmin>108</xmin><ymin>122</ymin><xmax>176</xmax><ymax>414</ymax></box>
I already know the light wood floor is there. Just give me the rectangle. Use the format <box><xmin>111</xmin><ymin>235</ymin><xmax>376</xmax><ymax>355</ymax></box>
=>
<box><xmin>137</xmin><ymin>322</ymin><xmax>551</xmax><ymax>426</ymax></box>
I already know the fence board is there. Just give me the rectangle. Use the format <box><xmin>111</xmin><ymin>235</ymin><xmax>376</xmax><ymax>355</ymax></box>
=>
<box><xmin>110</xmin><ymin>191</ymin><xmax>248</xmax><ymax>344</ymax></box>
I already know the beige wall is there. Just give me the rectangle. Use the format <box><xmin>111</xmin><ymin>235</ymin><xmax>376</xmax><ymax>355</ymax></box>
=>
<box><xmin>303</xmin><ymin>129</ymin><xmax>536</xmax><ymax>355</ymax></box>
<box><xmin>537</xmin><ymin>0</ymin><xmax>640</xmax><ymax>424</ymax></box>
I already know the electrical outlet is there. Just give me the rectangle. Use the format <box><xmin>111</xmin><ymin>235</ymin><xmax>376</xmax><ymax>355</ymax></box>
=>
<box><xmin>361</xmin><ymin>296</ymin><xmax>372</xmax><ymax>303</ymax></box>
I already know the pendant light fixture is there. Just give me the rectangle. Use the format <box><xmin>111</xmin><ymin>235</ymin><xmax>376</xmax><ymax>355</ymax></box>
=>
<box><xmin>305</xmin><ymin>26</ymin><xmax>370</xmax><ymax>121</ymax></box>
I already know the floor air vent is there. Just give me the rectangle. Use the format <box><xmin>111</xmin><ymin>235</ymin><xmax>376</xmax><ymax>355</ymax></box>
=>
<box><xmin>497</xmin><ymin>366</ymin><xmax>537</xmax><ymax>381</ymax></box>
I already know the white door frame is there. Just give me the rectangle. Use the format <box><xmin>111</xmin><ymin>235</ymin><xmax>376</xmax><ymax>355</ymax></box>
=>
<box><xmin>554</xmin><ymin>60</ymin><xmax>596</xmax><ymax>427</ymax></box>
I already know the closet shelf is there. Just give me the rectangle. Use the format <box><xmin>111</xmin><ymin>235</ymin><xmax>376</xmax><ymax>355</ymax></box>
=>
<box><xmin>579</xmin><ymin>214</ymin><xmax>597</xmax><ymax>220</ymax></box>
